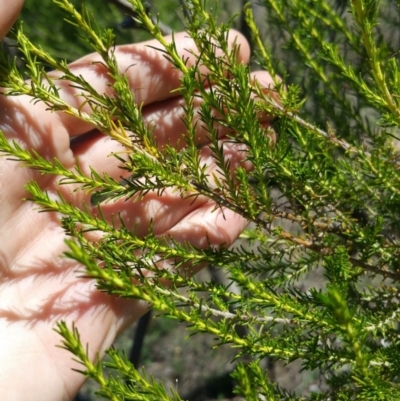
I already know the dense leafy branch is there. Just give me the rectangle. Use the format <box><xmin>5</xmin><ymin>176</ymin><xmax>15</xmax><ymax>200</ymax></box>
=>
<box><xmin>2</xmin><ymin>0</ymin><xmax>400</xmax><ymax>399</ymax></box>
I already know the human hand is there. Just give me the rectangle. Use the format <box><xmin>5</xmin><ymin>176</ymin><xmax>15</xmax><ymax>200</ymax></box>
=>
<box><xmin>0</xmin><ymin>2</ymin><xmax>275</xmax><ymax>400</ymax></box>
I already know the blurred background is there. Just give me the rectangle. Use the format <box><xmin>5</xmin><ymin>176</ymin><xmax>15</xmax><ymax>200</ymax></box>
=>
<box><xmin>17</xmin><ymin>0</ymin><xmax>255</xmax><ymax>61</ymax></box>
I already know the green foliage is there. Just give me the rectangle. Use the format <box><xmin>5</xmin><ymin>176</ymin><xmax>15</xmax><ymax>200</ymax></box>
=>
<box><xmin>18</xmin><ymin>0</ymin><xmax>184</xmax><ymax>60</ymax></box>
<box><xmin>2</xmin><ymin>0</ymin><xmax>400</xmax><ymax>399</ymax></box>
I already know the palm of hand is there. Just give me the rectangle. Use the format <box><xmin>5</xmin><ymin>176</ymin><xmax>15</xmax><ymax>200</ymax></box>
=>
<box><xmin>0</xmin><ymin>31</ymin><xmax>272</xmax><ymax>400</ymax></box>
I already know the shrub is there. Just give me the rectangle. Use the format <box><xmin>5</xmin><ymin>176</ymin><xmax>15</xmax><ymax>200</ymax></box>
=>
<box><xmin>2</xmin><ymin>0</ymin><xmax>400</xmax><ymax>399</ymax></box>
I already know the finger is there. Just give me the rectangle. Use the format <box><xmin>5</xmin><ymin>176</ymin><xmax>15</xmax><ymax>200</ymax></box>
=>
<box><xmin>137</xmin><ymin>203</ymin><xmax>249</xmax><ymax>279</ymax></box>
<box><xmin>93</xmin><ymin>186</ymin><xmax>210</xmax><ymax>238</ymax></box>
<box><xmin>164</xmin><ymin>202</ymin><xmax>248</xmax><ymax>249</ymax></box>
<box><xmin>0</xmin><ymin>29</ymin><xmax>252</xmax><ymax>188</ymax></box>
<box><xmin>55</xmin><ymin>68</ymin><xmax>278</xmax><ymax>224</ymax></box>
<box><xmin>0</xmin><ymin>0</ymin><xmax>24</xmax><ymax>40</ymax></box>
<box><xmin>143</xmin><ymin>70</ymin><xmax>277</xmax><ymax>149</ymax></box>
<box><xmin>198</xmin><ymin>139</ymin><xmax>253</xmax><ymax>180</ymax></box>
<box><xmin>50</xmin><ymin>30</ymin><xmax>251</xmax><ymax>138</ymax></box>
<box><xmin>59</xmin><ymin>128</ymin><xmax>247</xmax><ymax>209</ymax></box>
<box><xmin>69</xmin><ymin>130</ymin><xmax>129</xmax><ymax>182</ymax></box>
<box><xmin>67</xmin><ymin>29</ymin><xmax>250</xmax><ymax>104</ymax></box>
<box><xmin>64</xmin><ymin>69</ymin><xmax>278</xmax><ymax>219</ymax></box>
<box><xmin>63</xmin><ymin>138</ymin><xmax>252</xmax><ymax>232</ymax></box>
<box><xmin>66</xmin><ymin>69</ymin><xmax>276</xmax><ymax>180</ymax></box>
<box><xmin>87</xmin><ymin>138</ymin><xmax>251</xmax><ymax>238</ymax></box>
<box><xmin>111</xmin><ymin>205</ymin><xmax>248</xmax><ymax>336</ymax></box>
<box><xmin>251</xmin><ymin>69</ymin><xmax>282</xmax><ymax>108</ymax></box>
<box><xmin>62</xmin><ymin>130</ymin><xmax>250</xmax><ymax>210</ymax></box>
<box><xmin>60</xmin><ymin>68</ymin><xmax>276</xmax><ymax>202</ymax></box>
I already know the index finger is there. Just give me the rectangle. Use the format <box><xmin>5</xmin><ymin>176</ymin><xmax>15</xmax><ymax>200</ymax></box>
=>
<box><xmin>0</xmin><ymin>0</ymin><xmax>24</xmax><ymax>40</ymax></box>
<box><xmin>52</xmin><ymin>30</ymin><xmax>251</xmax><ymax>137</ymax></box>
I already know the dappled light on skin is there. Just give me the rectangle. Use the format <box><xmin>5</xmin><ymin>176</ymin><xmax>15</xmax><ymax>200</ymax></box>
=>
<box><xmin>0</xmin><ymin>97</ymin><xmax>74</xmax><ymax>167</ymax></box>
<box><xmin>49</xmin><ymin>30</ymin><xmax>250</xmax><ymax>138</ymax></box>
<box><xmin>96</xmin><ymin>186</ymin><xmax>209</xmax><ymax>236</ymax></box>
<box><xmin>0</xmin><ymin>2</ymin><xmax>275</xmax><ymax>395</ymax></box>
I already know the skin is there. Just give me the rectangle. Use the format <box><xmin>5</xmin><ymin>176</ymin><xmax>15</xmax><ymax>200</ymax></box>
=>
<box><xmin>0</xmin><ymin>1</ymin><xmax>275</xmax><ymax>400</ymax></box>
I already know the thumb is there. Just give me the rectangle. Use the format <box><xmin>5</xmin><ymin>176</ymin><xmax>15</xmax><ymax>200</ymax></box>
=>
<box><xmin>0</xmin><ymin>0</ymin><xmax>24</xmax><ymax>41</ymax></box>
